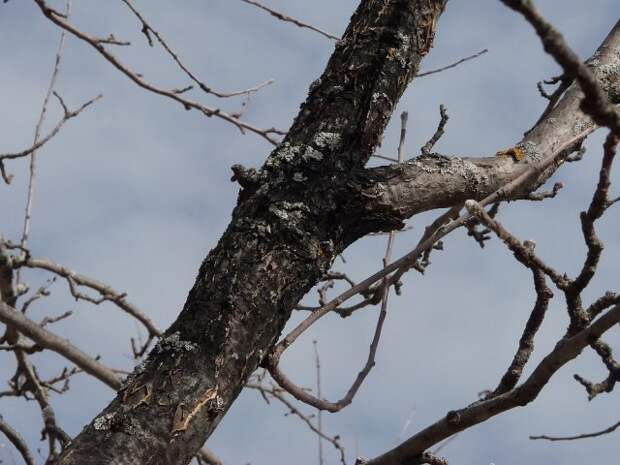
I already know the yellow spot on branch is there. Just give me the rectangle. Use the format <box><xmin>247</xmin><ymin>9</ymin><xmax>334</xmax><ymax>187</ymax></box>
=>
<box><xmin>496</xmin><ymin>146</ymin><xmax>524</xmax><ymax>161</ymax></box>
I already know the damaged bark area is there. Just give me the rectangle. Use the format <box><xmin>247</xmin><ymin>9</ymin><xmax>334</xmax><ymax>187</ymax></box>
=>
<box><xmin>49</xmin><ymin>3</ymin><xmax>620</xmax><ymax>463</ymax></box>
<box><xmin>58</xmin><ymin>1</ymin><xmax>449</xmax><ymax>464</ymax></box>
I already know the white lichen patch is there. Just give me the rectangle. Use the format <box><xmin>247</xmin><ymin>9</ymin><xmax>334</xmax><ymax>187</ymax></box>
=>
<box><xmin>574</xmin><ymin>117</ymin><xmax>595</xmax><ymax>135</ymax></box>
<box><xmin>409</xmin><ymin>159</ymin><xmax>439</xmax><ymax>174</ymax></box>
<box><xmin>268</xmin><ymin>201</ymin><xmax>309</xmax><ymax>223</ymax></box>
<box><xmin>385</xmin><ymin>33</ymin><xmax>410</xmax><ymax>68</ymax></box>
<box><xmin>516</xmin><ymin>141</ymin><xmax>542</xmax><ymax>162</ymax></box>
<box><xmin>213</xmin><ymin>396</ymin><xmax>225</xmax><ymax>412</ymax></box>
<box><xmin>293</xmin><ymin>172</ymin><xmax>307</xmax><ymax>182</ymax></box>
<box><xmin>597</xmin><ymin>62</ymin><xmax>620</xmax><ymax>77</ymax></box>
<box><xmin>371</xmin><ymin>92</ymin><xmax>389</xmax><ymax>104</ymax></box>
<box><xmin>265</xmin><ymin>143</ymin><xmax>302</xmax><ymax>169</ymax></box>
<box><xmin>302</xmin><ymin>146</ymin><xmax>324</xmax><ymax>161</ymax></box>
<box><xmin>93</xmin><ymin>412</ymin><xmax>117</xmax><ymax>431</ymax></box>
<box><xmin>313</xmin><ymin>131</ymin><xmax>341</xmax><ymax>151</ymax></box>
<box><xmin>308</xmin><ymin>77</ymin><xmax>322</xmax><ymax>93</ymax></box>
<box><xmin>156</xmin><ymin>331</ymin><xmax>198</xmax><ymax>354</ymax></box>
<box><xmin>269</xmin><ymin>205</ymin><xmax>290</xmax><ymax>221</ymax></box>
<box><xmin>396</xmin><ymin>32</ymin><xmax>409</xmax><ymax>49</ymax></box>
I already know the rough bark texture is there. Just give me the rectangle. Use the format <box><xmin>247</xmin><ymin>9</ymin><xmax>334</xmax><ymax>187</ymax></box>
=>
<box><xmin>56</xmin><ymin>4</ymin><xmax>620</xmax><ymax>464</ymax></box>
<box><xmin>58</xmin><ymin>2</ymin><xmax>448</xmax><ymax>464</ymax></box>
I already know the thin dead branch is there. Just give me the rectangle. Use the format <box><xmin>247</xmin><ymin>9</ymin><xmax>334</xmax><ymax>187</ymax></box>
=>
<box><xmin>32</xmin><ymin>0</ymin><xmax>285</xmax><ymax>145</ymax></box>
<box><xmin>0</xmin><ymin>301</ymin><xmax>122</xmax><ymax>390</ymax></box>
<box><xmin>121</xmin><ymin>0</ymin><xmax>274</xmax><ymax>98</ymax></box>
<box><xmin>240</xmin><ymin>0</ymin><xmax>339</xmax><ymax>41</ymax></box>
<box><xmin>416</xmin><ymin>48</ymin><xmax>488</xmax><ymax>78</ymax></box>
<box><xmin>530</xmin><ymin>420</ymin><xmax>620</xmax><ymax>441</ymax></box>
<box><xmin>0</xmin><ymin>94</ymin><xmax>101</xmax><ymax>183</ymax></box>
<box><xmin>0</xmin><ymin>414</ymin><xmax>35</xmax><ymax>465</ymax></box>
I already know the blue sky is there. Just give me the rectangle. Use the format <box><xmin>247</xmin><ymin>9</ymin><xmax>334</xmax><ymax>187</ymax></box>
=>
<box><xmin>1</xmin><ymin>1</ymin><xmax>619</xmax><ymax>464</ymax></box>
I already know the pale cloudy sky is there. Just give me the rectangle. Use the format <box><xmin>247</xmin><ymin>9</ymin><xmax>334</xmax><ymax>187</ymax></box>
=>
<box><xmin>1</xmin><ymin>1</ymin><xmax>619</xmax><ymax>464</ymax></box>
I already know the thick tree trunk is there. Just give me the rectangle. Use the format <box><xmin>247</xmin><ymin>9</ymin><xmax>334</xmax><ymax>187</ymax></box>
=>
<box><xmin>56</xmin><ymin>0</ymin><xmax>620</xmax><ymax>461</ymax></box>
<box><xmin>2</xmin><ymin>0</ymin><xmax>610</xmax><ymax>457</ymax></box>
<box><xmin>58</xmin><ymin>2</ymin><xmax>449</xmax><ymax>464</ymax></box>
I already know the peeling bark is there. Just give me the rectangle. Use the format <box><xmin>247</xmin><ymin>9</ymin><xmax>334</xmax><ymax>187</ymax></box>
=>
<box><xmin>58</xmin><ymin>2</ymin><xmax>449</xmax><ymax>464</ymax></box>
<box><xmin>57</xmin><ymin>5</ymin><xmax>620</xmax><ymax>465</ymax></box>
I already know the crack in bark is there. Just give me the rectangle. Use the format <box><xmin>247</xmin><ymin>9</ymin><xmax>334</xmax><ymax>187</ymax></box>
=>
<box><xmin>52</xmin><ymin>5</ymin><xmax>620</xmax><ymax>465</ymax></box>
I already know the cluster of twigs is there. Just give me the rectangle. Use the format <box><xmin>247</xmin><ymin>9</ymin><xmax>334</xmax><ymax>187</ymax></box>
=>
<box><xmin>1</xmin><ymin>1</ymin><xmax>619</xmax><ymax>465</ymax></box>
<box><xmin>263</xmin><ymin>3</ymin><xmax>620</xmax><ymax>465</ymax></box>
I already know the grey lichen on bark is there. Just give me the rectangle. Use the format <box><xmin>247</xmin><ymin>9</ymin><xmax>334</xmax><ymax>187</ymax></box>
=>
<box><xmin>56</xmin><ymin>7</ymin><xmax>620</xmax><ymax>465</ymax></box>
<box><xmin>58</xmin><ymin>2</ymin><xmax>450</xmax><ymax>465</ymax></box>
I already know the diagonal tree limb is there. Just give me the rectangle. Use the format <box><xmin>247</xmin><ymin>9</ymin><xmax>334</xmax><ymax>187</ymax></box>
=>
<box><xmin>16</xmin><ymin>256</ymin><xmax>160</xmax><ymax>338</ymax></box>
<box><xmin>0</xmin><ymin>301</ymin><xmax>122</xmax><ymax>390</ymax></box>
<box><xmin>48</xmin><ymin>4</ymin><xmax>620</xmax><ymax>465</ymax></box>
<box><xmin>500</xmin><ymin>3</ymin><xmax>620</xmax><ymax>134</ymax></box>
<box><xmin>56</xmin><ymin>2</ymin><xmax>449</xmax><ymax>464</ymax></box>
<box><xmin>0</xmin><ymin>415</ymin><xmax>35</xmax><ymax>465</ymax></box>
<box><xmin>362</xmin><ymin>304</ymin><xmax>620</xmax><ymax>465</ymax></box>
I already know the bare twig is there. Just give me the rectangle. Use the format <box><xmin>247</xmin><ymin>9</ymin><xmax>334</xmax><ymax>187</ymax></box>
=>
<box><xmin>32</xmin><ymin>0</ymin><xmax>285</xmax><ymax>145</ymax></box>
<box><xmin>500</xmin><ymin>2</ymin><xmax>620</xmax><ymax>134</ymax></box>
<box><xmin>246</xmin><ymin>380</ymin><xmax>346</xmax><ymax>465</ymax></box>
<box><xmin>120</xmin><ymin>0</ymin><xmax>274</xmax><ymax>98</ymax></box>
<box><xmin>15</xmin><ymin>255</ymin><xmax>160</xmax><ymax>337</ymax></box>
<box><xmin>416</xmin><ymin>49</ymin><xmax>488</xmax><ymax>77</ymax></box>
<box><xmin>0</xmin><ymin>414</ymin><xmax>35</xmax><ymax>465</ymax></box>
<box><xmin>372</xmin><ymin>153</ymin><xmax>399</xmax><ymax>163</ymax></box>
<box><xmin>489</xmin><ymin>268</ymin><xmax>552</xmax><ymax>397</ymax></box>
<box><xmin>16</xmin><ymin>0</ymin><xmax>70</xmax><ymax>280</ymax></box>
<box><xmin>531</xmin><ymin>420</ymin><xmax>620</xmax><ymax>441</ymax></box>
<box><xmin>524</xmin><ymin>181</ymin><xmax>564</xmax><ymax>201</ymax></box>
<box><xmin>313</xmin><ymin>340</ymin><xmax>324</xmax><ymax>465</ymax></box>
<box><xmin>0</xmin><ymin>301</ymin><xmax>122</xmax><ymax>390</ymax></box>
<box><xmin>421</xmin><ymin>105</ymin><xmax>449</xmax><ymax>154</ymax></box>
<box><xmin>464</xmin><ymin>200</ymin><xmax>567</xmax><ymax>288</ymax></box>
<box><xmin>0</xmin><ymin>94</ymin><xmax>101</xmax><ymax>169</ymax></box>
<box><xmin>528</xmin><ymin>75</ymin><xmax>572</xmax><ymax>132</ymax></box>
<box><xmin>40</xmin><ymin>310</ymin><xmax>73</xmax><ymax>327</ymax></box>
<box><xmin>20</xmin><ymin>277</ymin><xmax>56</xmax><ymax>314</ymax></box>
<box><xmin>240</xmin><ymin>0</ymin><xmax>339</xmax><ymax>41</ymax></box>
<box><xmin>12</xmin><ymin>348</ymin><xmax>71</xmax><ymax>461</ymax></box>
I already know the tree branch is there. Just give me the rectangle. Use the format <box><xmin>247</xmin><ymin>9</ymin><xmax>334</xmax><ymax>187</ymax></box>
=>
<box><xmin>240</xmin><ymin>0</ymin><xmax>339</xmax><ymax>41</ymax></box>
<box><xmin>56</xmin><ymin>2</ymin><xmax>450</xmax><ymax>464</ymax></box>
<box><xmin>32</xmin><ymin>0</ymin><xmax>284</xmax><ymax>145</ymax></box>
<box><xmin>16</xmin><ymin>255</ymin><xmax>160</xmax><ymax>338</ymax></box>
<box><xmin>0</xmin><ymin>414</ymin><xmax>35</xmax><ymax>465</ymax></box>
<box><xmin>0</xmin><ymin>301</ymin><xmax>122</xmax><ymax>390</ymax></box>
<box><xmin>500</xmin><ymin>3</ymin><xmax>620</xmax><ymax>134</ymax></box>
<box><xmin>363</xmin><ymin>304</ymin><xmax>620</xmax><ymax>465</ymax></box>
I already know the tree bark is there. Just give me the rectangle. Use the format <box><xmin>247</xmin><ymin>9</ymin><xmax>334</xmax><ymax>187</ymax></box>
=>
<box><xmin>55</xmin><ymin>3</ymin><xmax>620</xmax><ymax>463</ymax></box>
<box><xmin>58</xmin><ymin>2</ymin><xmax>449</xmax><ymax>464</ymax></box>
